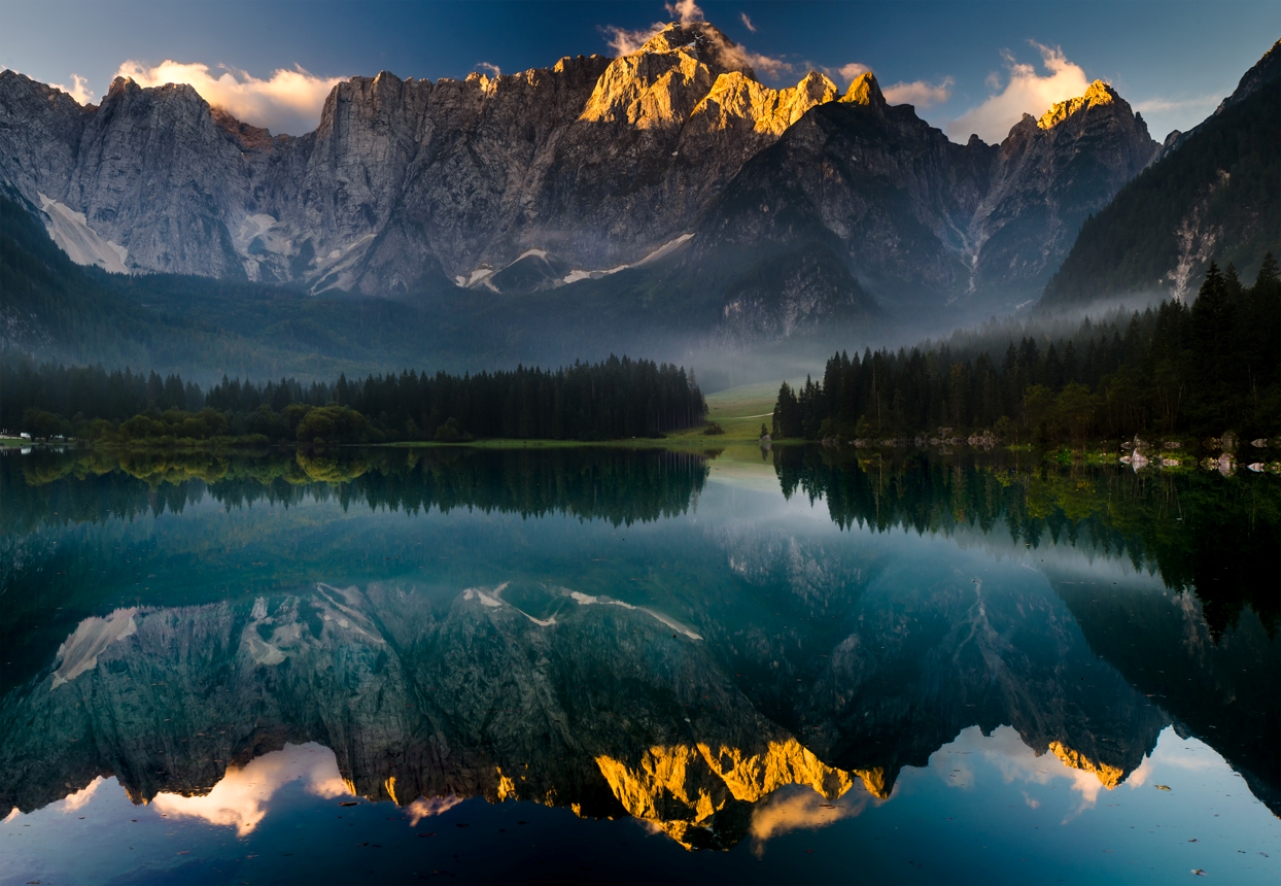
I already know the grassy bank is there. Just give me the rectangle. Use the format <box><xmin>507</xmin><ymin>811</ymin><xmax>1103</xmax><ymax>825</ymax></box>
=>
<box><xmin>384</xmin><ymin>382</ymin><xmax>793</xmax><ymax>451</ymax></box>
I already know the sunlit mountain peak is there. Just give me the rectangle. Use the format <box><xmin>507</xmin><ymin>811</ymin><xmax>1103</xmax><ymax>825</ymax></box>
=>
<box><xmin>1036</xmin><ymin>79</ymin><xmax>1119</xmax><ymax>129</ymax></box>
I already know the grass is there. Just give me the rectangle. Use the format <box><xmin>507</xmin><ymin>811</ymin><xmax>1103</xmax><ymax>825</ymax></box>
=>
<box><xmin>385</xmin><ymin>382</ymin><xmax>788</xmax><ymax>452</ymax></box>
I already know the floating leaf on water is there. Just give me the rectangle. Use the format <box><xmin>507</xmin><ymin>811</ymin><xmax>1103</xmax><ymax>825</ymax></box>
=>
<box><xmin>1155</xmin><ymin>784</ymin><xmax>1172</xmax><ymax>791</ymax></box>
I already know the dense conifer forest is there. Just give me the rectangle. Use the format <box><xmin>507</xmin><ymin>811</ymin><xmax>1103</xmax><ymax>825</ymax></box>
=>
<box><xmin>773</xmin><ymin>446</ymin><xmax>1281</xmax><ymax>636</ymax></box>
<box><xmin>775</xmin><ymin>257</ymin><xmax>1281</xmax><ymax>444</ymax></box>
<box><xmin>0</xmin><ymin>354</ymin><xmax>706</xmax><ymax>443</ymax></box>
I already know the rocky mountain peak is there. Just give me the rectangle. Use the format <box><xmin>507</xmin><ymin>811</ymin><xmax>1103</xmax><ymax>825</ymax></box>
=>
<box><xmin>839</xmin><ymin>71</ymin><xmax>886</xmax><ymax>108</ymax></box>
<box><xmin>637</xmin><ymin>21</ymin><xmax>756</xmax><ymax>79</ymax></box>
<box><xmin>580</xmin><ymin>21</ymin><xmax>765</xmax><ymax>128</ymax></box>
<box><xmin>1036</xmin><ymin>79</ymin><xmax>1118</xmax><ymax>129</ymax></box>
<box><xmin>1218</xmin><ymin>38</ymin><xmax>1280</xmax><ymax>112</ymax></box>
<box><xmin>210</xmin><ymin>106</ymin><xmax>280</xmax><ymax>152</ymax></box>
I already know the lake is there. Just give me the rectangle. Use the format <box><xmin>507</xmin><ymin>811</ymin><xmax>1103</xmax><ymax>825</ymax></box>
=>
<box><xmin>2</xmin><ymin>445</ymin><xmax>1279</xmax><ymax>884</ymax></box>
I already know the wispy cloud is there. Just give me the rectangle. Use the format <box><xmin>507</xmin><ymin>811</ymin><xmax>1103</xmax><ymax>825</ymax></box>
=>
<box><xmin>601</xmin><ymin>3</ymin><xmax>790</xmax><ymax>80</ymax></box>
<box><xmin>884</xmin><ymin>77</ymin><xmax>954</xmax><ymax>108</ymax></box>
<box><xmin>946</xmin><ymin>42</ymin><xmax>1092</xmax><ymax>143</ymax></box>
<box><xmin>666</xmin><ymin>0</ymin><xmax>703</xmax><ymax>24</ymax></box>
<box><xmin>736</xmin><ymin>49</ymin><xmax>792</xmax><ymax>79</ymax></box>
<box><xmin>1133</xmin><ymin>94</ymin><xmax>1219</xmax><ymax>116</ymax></box>
<box><xmin>831</xmin><ymin>62</ymin><xmax>871</xmax><ymax>84</ymax></box>
<box><xmin>740</xmin><ymin>12</ymin><xmax>757</xmax><ymax>32</ymax></box>
<box><xmin>51</xmin><ymin>73</ymin><xmax>95</xmax><ymax>105</ymax></box>
<box><xmin>115</xmin><ymin>59</ymin><xmax>342</xmax><ymax>135</ymax></box>
<box><xmin>602</xmin><ymin>22</ymin><xmax>666</xmax><ymax>55</ymax></box>
<box><xmin>476</xmin><ymin>61</ymin><xmax>502</xmax><ymax>77</ymax></box>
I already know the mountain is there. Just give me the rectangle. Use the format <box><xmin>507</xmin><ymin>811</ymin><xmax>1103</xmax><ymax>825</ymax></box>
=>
<box><xmin>0</xmin><ymin>18</ymin><xmax>1158</xmax><ymax>349</ymax></box>
<box><xmin>1040</xmin><ymin>39</ymin><xmax>1281</xmax><ymax>309</ymax></box>
<box><xmin>0</xmin><ymin>565</ymin><xmax>1171</xmax><ymax>849</ymax></box>
<box><xmin>692</xmin><ymin>75</ymin><xmax>1156</xmax><ymax>315</ymax></box>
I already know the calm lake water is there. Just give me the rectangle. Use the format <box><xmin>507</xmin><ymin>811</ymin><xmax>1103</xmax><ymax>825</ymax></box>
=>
<box><xmin>2</xmin><ymin>446</ymin><xmax>1279</xmax><ymax>884</ymax></box>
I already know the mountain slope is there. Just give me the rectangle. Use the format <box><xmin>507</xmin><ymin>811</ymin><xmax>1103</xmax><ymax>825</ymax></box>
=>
<box><xmin>0</xmin><ymin>17</ymin><xmax>1163</xmax><ymax>342</ymax></box>
<box><xmin>1040</xmin><ymin>40</ymin><xmax>1281</xmax><ymax>309</ymax></box>
<box><xmin>692</xmin><ymin>74</ymin><xmax>1155</xmax><ymax>314</ymax></box>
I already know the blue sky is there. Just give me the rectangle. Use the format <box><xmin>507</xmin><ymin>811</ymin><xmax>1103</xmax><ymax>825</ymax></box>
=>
<box><xmin>3</xmin><ymin>0</ymin><xmax>1277</xmax><ymax>141</ymax></box>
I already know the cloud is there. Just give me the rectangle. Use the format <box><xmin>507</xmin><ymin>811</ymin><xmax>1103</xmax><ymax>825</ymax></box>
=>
<box><xmin>115</xmin><ymin>59</ymin><xmax>342</xmax><ymax>135</ymax></box>
<box><xmin>151</xmin><ymin>742</ymin><xmax>351</xmax><ymax>836</ymax></box>
<box><xmin>58</xmin><ymin>776</ymin><xmax>105</xmax><ymax>812</ymax></box>
<box><xmin>603</xmin><ymin>22</ymin><xmax>666</xmax><ymax>55</ymax></box>
<box><xmin>476</xmin><ymin>61</ymin><xmax>502</xmax><ymax>77</ymax></box>
<box><xmin>666</xmin><ymin>0</ymin><xmax>704</xmax><ymax>24</ymax></box>
<box><xmin>830</xmin><ymin>62</ymin><xmax>871</xmax><ymax>84</ymax></box>
<box><xmin>601</xmin><ymin>7</ymin><xmax>791</xmax><ymax>80</ymax></box>
<box><xmin>740</xmin><ymin>12</ymin><xmax>757</xmax><ymax>32</ymax></box>
<box><xmin>406</xmin><ymin>794</ymin><xmax>465</xmax><ymax>825</ymax></box>
<box><xmin>946</xmin><ymin>42</ymin><xmax>1092</xmax><ymax>143</ymax></box>
<box><xmin>1132</xmin><ymin>93</ymin><xmax>1220</xmax><ymax>139</ymax></box>
<box><xmin>51</xmin><ymin>73</ymin><xmax>94</xmax><ymax>105</ymax></box>
<box><xmin>748</xmin><ymin>786</ymin><xmax>872</xmax><ymax>851</ymax></box>
<box><xmin>884</xmin><ymin>77</ymin><xmax>954</xmax><ymax>108</ymax></box>
<box><xmin>735</xmin><ymin>48</ymin><xmax>793</xmax><ymax>79</ymax></box>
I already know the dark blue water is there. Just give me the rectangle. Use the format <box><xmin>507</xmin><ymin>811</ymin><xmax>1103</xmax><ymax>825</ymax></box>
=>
<box><xmin>2</xmin><ymin>447</ymin><xmax>1278</xmax><ymax>884</ymax></box>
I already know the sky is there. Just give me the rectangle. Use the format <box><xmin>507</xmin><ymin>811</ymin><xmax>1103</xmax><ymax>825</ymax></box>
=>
<box><xmin>2</xmin><ymin>0</ymin><xmax>1277</xmax><ymax>142</ymax></box>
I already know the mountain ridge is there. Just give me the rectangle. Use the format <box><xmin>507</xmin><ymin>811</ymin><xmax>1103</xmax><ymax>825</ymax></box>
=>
<box><xmin>1</xmin><ymin>19</ymin><xmax>1162</xmax><ymax>344</ymax></box>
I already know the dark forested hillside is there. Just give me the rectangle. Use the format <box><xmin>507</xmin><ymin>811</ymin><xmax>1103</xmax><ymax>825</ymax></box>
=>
<box><xmin>1</xmin><ymin>353</ymin><xmax>706</xmax><ymax>443</ymax></box>
<box><xmin>773</xmin><ymin>447</ymin><xmax>1281</xmax><ymax>635</ymax></box>
<box><xmin>777</xmin><ymin>258</ymin><xmax>1281</xmax><ymax>444</ymax></box>
<box><xmin>1039</xmin><ymin>51</ymin><xmax>1281</xmax><ymax>309</ymax></box>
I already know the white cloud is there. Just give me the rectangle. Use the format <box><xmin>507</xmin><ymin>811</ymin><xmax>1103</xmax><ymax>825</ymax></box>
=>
<box><xmin>666</xmin><ymin>0</ymin><xmax>704</xmax><ymax>23</ymax></box>
<box><xmin>1133</xmin><ymin>93</ymin><xmax>1220</xmax><ymax>140</ymax></box>
<box><xmin>946</xmin><ymin>42</ymin><xmax>1092</xmax><ymax>143</ymax></box>
<box><xmin>601</xmin><ymin>8</ymin><xmax>791</xmax><ymax>80</ymax></box>
<box><xmin>115</xmin><ymin>59</ymin><xmax>342</xmax><ymax>135</ymax></box>
<box><xmin>58</xmin><ymin>776</ymin><xmax>105</xmax><ymax>812</ymax></box>
<box><xmin>740</xmin><ymin>12</ymin><xmax>757</xmax><ymax>32</ymax></box>
<box><xmin>1132</xmin><ymin>95</ymin><xmax>1217</xmax><ymax>115</ymax></box>
<box><xmin>884</xmin><ymin>77</ymin><xmax>954</xmax><ymax>108</ymax></box>
<box><xmin>476</xmin><ymin>61</ymin><xmax>502</xmax><ymax>77</ymax></box>
<box><xmin>748</xmin><ymin>785</ymin><xmax>872</xmax><ymax>852</ymax></box>
<box><xmin>603</xmin><ymin>22</ymin><xmax>667</xmax><ymax>55</ymax></box>
<box><xmin>151</xmin><ymin>742</ymin><xmax>350</xmax><ymax>836</ymax></box>
<box><xmin>736</xmin><ymin>49</ymin><xmax>792</xmax><ymax>79</ymax></box>
<box><xmin>406</xmin><ymin>794</ymin><xmax>464</xmax><ymax>825</ymax></box>
<box><xmin>51</xmin><ymin>73</ymin><xmax>94</xmax><ymax>105</ymax></box>
<box><xmin>831</xmin><ymin>62</ymin><xmax>871</xmax><ymax>84</ymax></box>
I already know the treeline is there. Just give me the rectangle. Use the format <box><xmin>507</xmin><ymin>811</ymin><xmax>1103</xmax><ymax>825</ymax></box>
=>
<box><xmin>773</xmin><ymin>447</ymin><xmax>1281</xmax><ymax>635</ymax></box>
<box><xmin>0</xmin><ymin>354</ymin><xmax>706</xmax><ymax>443</ymax></box>
<box><xmin>2</xmin><ymin>447</ymin><xmax>710</xmax><ymax>535</ymax></box>
<box><xmin>775</xmin><ymin>257</ymin><xmax>1281</xmax><ymax>444</ymax></box>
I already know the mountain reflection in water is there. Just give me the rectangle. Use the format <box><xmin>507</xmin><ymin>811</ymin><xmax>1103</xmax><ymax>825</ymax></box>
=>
<box><xmin>1</xmin><ymin>446</ymin><xmax>1278</xmax><ymax>882</ymax></box>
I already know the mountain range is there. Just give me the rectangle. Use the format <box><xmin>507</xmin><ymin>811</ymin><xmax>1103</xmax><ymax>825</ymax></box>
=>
<box><xmin>0</xmin><ymin>20</ymin><xmax>1277</xmax><ymax>369</ymax></box>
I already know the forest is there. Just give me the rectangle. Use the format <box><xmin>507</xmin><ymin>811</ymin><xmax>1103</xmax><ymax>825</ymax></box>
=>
<box><xmin>0</xmin><ymin>354</ymin><xmax>706</xmax><ymax>444</ymax></box>
<box><xmin>773</xmin><ymin>446</ymin><xmax>1281</xmax><ymax>636</ymax></box>
<box><xmin>774</xmin><ymin>257</ymin><xmax>1281</xmax><ymax>445</ymax></box>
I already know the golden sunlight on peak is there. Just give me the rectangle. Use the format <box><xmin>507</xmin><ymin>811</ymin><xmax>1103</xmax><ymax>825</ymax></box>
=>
<box><xmin>1047</xmin><ymin>741</ymin><xmax>1126</xmax><ymax>789</ymax></box>
<box><xmin>1037</xmin><ymin>79</ymin><xmax>1118</xmax><ymax>129</ymax></box>
<box><xmin>592</xmin><ymin>739</ymin><xmax>886</xmax><ymax>849</ymax></box>
<box><xmin>839</xmin><ymin>71</ymin><xmax>884</xmax><ymax>106</ymax></box>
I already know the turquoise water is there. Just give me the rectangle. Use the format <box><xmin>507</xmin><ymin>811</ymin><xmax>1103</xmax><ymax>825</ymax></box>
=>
<box><xmin>1</xmin><ymin>447</ymin><xmax>1278</xmax><ymax>884</ymax></box>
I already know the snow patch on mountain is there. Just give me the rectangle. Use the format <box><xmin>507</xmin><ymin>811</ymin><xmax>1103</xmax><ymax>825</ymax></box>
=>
<box><xmin>38</xmin><ymin>193</ymin><xmax>129</xmax><ymax>274</ymax></box>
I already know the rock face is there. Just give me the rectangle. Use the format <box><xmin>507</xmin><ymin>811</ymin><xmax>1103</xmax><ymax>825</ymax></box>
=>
<box><xmin>0</xmin><ymin>18</ymin><xmax>1158</xmax><ymax>330</ymax></box>
<box><xmin>0</xmin><ymin>556</ymin><xmax>1173</xmax><ymax>849</ymax></box>
<box><xmin>692</xmin><ymin>74</ymin><xmax>1156</xmax><ymax>313</ymax></box>
<box><xmin>968</xmin><ymin>82</ymin><xmax>1158</xmax><ymax>300</ymax></box>
<box><xmin>1040</xmin><ymin>39</ymin><xmax>1281</xmax><ymax>310</ymax></box>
